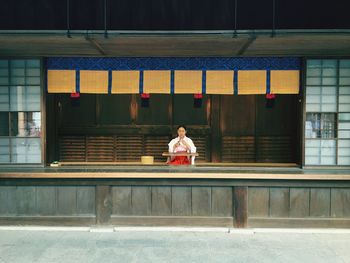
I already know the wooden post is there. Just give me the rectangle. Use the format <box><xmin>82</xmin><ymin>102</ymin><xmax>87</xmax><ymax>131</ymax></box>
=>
<box><xmin>233</xmin><ymin>186</ymin><xmax>248</xmax><ymax>228</ymax></box>
<box><xmin>210</xmin><ymin>95</ymin><xmax>221</xmax><ymax>162</ymax></box>
<box><xmin>96</xmin><ymin>185</ymin><xmax>112</xmax><ymax>225</ymax></box>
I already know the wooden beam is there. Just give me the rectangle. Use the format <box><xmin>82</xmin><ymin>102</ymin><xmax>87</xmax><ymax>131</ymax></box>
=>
<box><xmin>233</xmin><ymin>186</ymin><xmax>248</xmax><ymax>228</ymax></box>
<box><xmin>1</xmin><ymin>172</ymin><xmax>350</xmax><ymax>180</ymax></box>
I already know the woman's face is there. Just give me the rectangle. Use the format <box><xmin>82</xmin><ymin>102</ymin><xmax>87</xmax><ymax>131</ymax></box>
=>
<box><xmin>177</xmin><ymin>127</ymin><xmax>186</xmax><ymax>138</ymax></box>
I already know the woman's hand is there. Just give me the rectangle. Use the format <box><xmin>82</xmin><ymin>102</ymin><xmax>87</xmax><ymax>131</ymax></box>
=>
<box><xmin>180</xmin><ymin>139</ymin><xmax>191</xmax><ymax>151</ymax></box>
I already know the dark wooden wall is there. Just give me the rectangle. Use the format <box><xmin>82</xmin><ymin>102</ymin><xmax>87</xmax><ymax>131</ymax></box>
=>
<box><xmin>0</xmin><ymin>179</ymin><xmax>349</xmax><ymax>228</ymax></box>
<box><xmin>219</xmin><ymin>95</ymin><xmax>299</xmax><ymax>163</ymax></box>
<box><xmin>46</xmin><ymin>93</ymin><xmax>300</xmax><ymax>164</ymax></box>
<box><xmin>2</xmin><ymin>0</ymin><xmax>350</xmax><ymax>30</ymax></box>
<box><xmin>248</xmin><ymin>186</ymin><xmax>350</xmax><ymax>227</ymax></box>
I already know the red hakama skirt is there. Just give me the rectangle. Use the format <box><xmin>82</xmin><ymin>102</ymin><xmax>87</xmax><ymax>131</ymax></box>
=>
<box><xmin>168</xmin><ymin>151</ymin><xmax>191</xmax><ymax>165</ymax></box>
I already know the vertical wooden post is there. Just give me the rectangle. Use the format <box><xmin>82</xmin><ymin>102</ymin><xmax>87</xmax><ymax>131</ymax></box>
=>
<box><xmin>233</xmin><ymin>186</ymin><xmax>248</xmax><ymax>228</ymax></box>
<box><xmin>210</xmin><ymin>95</ymin><xmax>221</xmax><ymax>162</ymax></box>
<box><xmin>96</xmin><ymin>185</ymin><xmax>112</xmax><ymax>225</ymax></box>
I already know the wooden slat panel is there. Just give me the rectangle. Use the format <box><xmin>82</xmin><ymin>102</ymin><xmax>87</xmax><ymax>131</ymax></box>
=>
<box><xmin>172</xmin><ymin>187</ymin><xmax>192</xmax><ymax>216</ymax></box>
<box><xmin>248</xmin><ymin>187</ymin><xmax>269</xmax><ymax>217</ymax></box>
<box><xmin>144</xmin><ymin>136</ymin><xmax>169</xmax><ymax>162</ymax></box>
<box><xmin>59</xmin><ymin>136</ymin><xmax>86</xmax><ymax>162</ymax></box>
<box><xmin>36</xmin><ymin>186</ymin><xmax>56</xmax><ymax>215</ymax></box>
<box><xmin>211</xmin><ymin>187</ymin><xmax>233</xmax><ymax>217</ymax></box>
<box><xmin>57</xmin><ymin>186</ymin><xmax>77</xmax><ymax>215</ymax></box>
<box><xmin>331</xmin><ymin>188</ymin><xmax>350</xmax><ymax>218</ymax></box>
<box><xmin>151</xmin><ymin>187</ymin><xmax>172</xmax><ymax>216</ymax></box>
<box><xmin>0</xmin><ymin>187</ymin><xmax>8</xmax><ymax>214</ymax></box>
<box><xmin>131</xmin><ymin>186</ymin><xmax>151</xmax><ymax>216</ymax></box>
<box><xmin>86</xmin><ymin>136</ymin><xmax>115</xmax><ymax>162</ymax></box>
<box><xmin>270</xmin><ymin>187</ymin><xmax>289</xmax><ymax>217</ymax></box>
<box><xmin>115</xmin><ymin>136</ymin><xmax>143</xmax><ymax>161</ymax></box>
<box><xmin>77</xmin><ymin>187</ymin><xmax>96</xmax><ymax>214</ymax></box>
<box><xmin>6</xmin><ymin>186</ymin><xmax>17</xmax><ymax>215</ymax></box>
<box><xmin>290</xmin><ymin>188</ymin><xmax>310</xmax><ymax>218</ymax></box>
<box><xmin>96</xmin><ymin>185</ymin><xmax>112</xmax><ymax>224</ymax></box>
<box><xmin>191</xmin><ymin>136</ymin><xmax>207</xmax><ymax>162</ymax></box>
<box><xmin>192</xmin><ymin>187</ymin><xmax>211</xmax><ymax>216</ymax></box>
<box><xmin>222</xmin><ymin>136</ymin><xmax>255</xmax><ymax>162</ymax></box>
<box><xmin>310</xmin><ymin>188</ymin><xmax>331</xmax><ymax>217</ymax></box>
<box><xmin>16</xmin><ymin>187</ymin><xmax>36</xmax><ymax>215</ymax></box>
<box><xmin>257</xmin><ymin>136</ymin><xmax>293</xmax><ymax>163</ymax></box>
<box><xmin>111</xmin><ymin>186</ymin><xmax>132</xmax><ymax>215</ymax></box>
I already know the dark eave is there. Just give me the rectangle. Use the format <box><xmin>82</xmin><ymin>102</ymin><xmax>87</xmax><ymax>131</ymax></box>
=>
<box><xmin>0</xmin><ymin>29</ymin><xmax>350</xmax><ymax>57</ymax></box>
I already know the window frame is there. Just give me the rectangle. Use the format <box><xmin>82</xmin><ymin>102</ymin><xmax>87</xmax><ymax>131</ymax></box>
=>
<box><xmin>0</xmin><ymin>57</ymin><xmax>45</xmax><ymax>167</ymax></box>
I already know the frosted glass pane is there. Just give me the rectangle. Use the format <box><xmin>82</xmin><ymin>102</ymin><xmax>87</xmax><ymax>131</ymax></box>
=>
<box><xmin>307</xmin><ymin>60</ymin><xmax>322</xmax><ymax>68</ymax></box>
<box><xmin>306</xmin><ymin>86</ymin><xmax>321</xmax><ymax>95</ymax></box>
<box><xmin>0</xmin><ymin>68</ymin><xmax>8</xmax><ymax>77</ymax></box>
<box><xmin>321</xmin><ymin>96</ymin><xmax>336</xmax><ymax>104</ymax></box>
<box><xmin>305</xmin><ymin>139</ymin><xmax>320</xmax><ymax>147</ymax></box>
<box><xmin>26</xmin><ymin>60</ymin><xmax>40</xmax><ymax>68</ymax></box>
<box><xmin>340</xmin><ymin>78</ymin><xmax>350</xmax><ymax>85</ymax></box>
<box><xmin>338</xmin><ymin>148</ymin><xmax>350</xmax><ymax>156</ymax></box>
<box><xmin>0</xmin><ymin>138</ymin><xmax>10</xmax><ymax>163</ymax></box>
<box><xmin>338</xmin><ymin>122</ymin><xmax>350</xmax><ymax>130</ymax></box>
<box><xmin>321</xmin><ymin>103</ymin><xmax>337</xmax><ymax>112</ymax></box>
<box><xmin>339</xmin><ymin>95</ymin><xmax>350</xmax><ymax>104</ymax></box>
<box><xmin>339</xmin><ymin>104</ymin><xmax>350</xmax><ymax>112</ymax></box>
<box><xmin>338</xmin><ymin>139</ymin><xmax>350</xmax><ymax>148</ymax></box>
<box><xmin>26</xmin><ymin>68</ymin><xmax>40</xmax><ymax>77</ymax></box>
<box><xmin>26</xmin><ymin>77</ymin><xmax>40</xmax><ymax>85</ymax></box>
<box><xmin>0</xmin><ymin>86</ymin><xmax>9</xmax><ymax>111</ymax></box>
<box><xmin>340</xmin><ymin>69</ymin><xmax>350</xmax><ymax>77</ymax></box>
<box><xmin>306</xmin><ymin>77</ymin><xmax>321</xmax><ymax>85</ymax></box>
<box><xmin>339</xmin><ymin>113</ymin><xmax>350</xmax><ymax>121</ymax></box>
<box><xmin>307</xmin><ymin>68</ymin><xmax>321</xmax><ymax>77</ymax></box>
<box><xmin>322</xmin><ymin>68</ymin><xmax>337</xmax><ymax>77</ymax></box>
<box><xmin>305</xmin><ymin>156</ymin><xmax>320</xmax><ymax>165</ymax></box>
<box><xmin>306</xmin><ymin>104</ymin><xmax>321</xmax><ymax>112</ymax></box>
<box><xmin>322</xmin><ymin>77</ymin><xmax>337</xmax><ymax>85</ymax></box>
<box><xmin>340</xmin><ymin>60</ymin><xmax>350</xmax><ymax>68</ymax></box>
<box><xmin>306</xmin><ymin>95</ymin><xmax>321</xmax><ymax>104</ymax></box>
<box><xmin>338</xmin><ymin>131</ymin><xmax>350</xmax><ymax>139</ymax></box>
<box><xmin>322</xmin><ymin>60</ymin><xmax>337</xmax><ymax>68</ymax></box>
<box><xmin>321</xmin><ymin>139</ymin><xmax>336</xmax><ymax>148</ymax></box>
<box><xmin>322</xmin><ymin>86</ymin><xmax>337</xmax><ymax>95</ymax></box>
<box><xmin>9</xmin><ymin>86</ymin><xmax>40</xmax><ymax>111</ymax></box>
<box><xmin>10</xmin><ymin>68</ymin><xmax>25</xmax><ymax>77</ymax></box>
<box><xmin>10</xmin><ymin>77</ymin><xmax>25</xmax><ymax>85</ymax></box>
<box><xmin>305</xmin><ymin>148</ymin><xmax>320</xmax><ymax>155</ymax></box>
<box><xmin>10</xmin><ymin>112</ymin><xmax>41</xmax><ymax>137</ymax></box>
<box><xmin>10</xmin><ymin>60</ymin><xmax>25</xmax><ymax>68</ymax></box>
<box><xmin>320</xmin><ymin>156</ymin><xmax>336</xmax><ymax>165</ymax></box>
<box><xmin>321</xmin><ymin>146</ymin><xmax>336</xmax><ymax>156</ymax></box>
<box><xmin>11</xmin><ymin>138</ymin><xmax>41</xmax><ymax>163</ymax></box>
<box><xmin>338</xmin><ymin>157</ymin><xmax>350</xmax><ymax>165</ymax></box>
<box><xmin>0</xmin><ymin>77</ymin><xmax>8</xmax><ymax>85</ymax></box>
<box><xmin>339</xmin><ymin>87</ymin><xmax>350</xmax><ymax>95</ymax></box>
<box><xmin>0</xmin><ymin>60</ymin><xmax>8</xmax><ymax>68</ymax></box>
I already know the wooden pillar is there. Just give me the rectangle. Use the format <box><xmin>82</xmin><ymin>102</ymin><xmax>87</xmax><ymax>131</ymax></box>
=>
<box><xmin>233</xmin><ymin>186</ymin><xmax>248</xmax><ymax>228</ymax></box>
<box><xmin>210</xmin><ymin>95</ymin><xmax>221</xmax><ymax>162</ymax></box>
<box><xmin>96</xmin><ymin>185</ymin><xmax>112</xmax><ymax>224</ymax></box>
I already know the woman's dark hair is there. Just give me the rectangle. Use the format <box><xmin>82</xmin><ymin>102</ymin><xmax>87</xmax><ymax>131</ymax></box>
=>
<box><xmin>177</xmin><ymin>125</ymin><xmax>187</xmax><ymax>131</ymax></box>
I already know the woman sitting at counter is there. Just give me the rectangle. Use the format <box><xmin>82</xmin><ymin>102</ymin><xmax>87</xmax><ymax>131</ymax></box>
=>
<box><xmin>167</xmin><ymin>125</ymin><xmax>196</xmax><ymax>165</ymax></box>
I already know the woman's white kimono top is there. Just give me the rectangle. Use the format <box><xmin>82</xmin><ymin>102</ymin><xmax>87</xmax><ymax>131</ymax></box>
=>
<box><xmin>168</xmin><ymin>136</ymin><xmax>197</xmax><ymax>164</ymax></box>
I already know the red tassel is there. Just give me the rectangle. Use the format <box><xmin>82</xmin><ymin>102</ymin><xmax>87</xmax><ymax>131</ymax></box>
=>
<box><xmin>194</xmin><ymin>93</ymin><xmax>203</xmax><ymax>99</ymax></box>
<box><xmin>266</xmin><ymin>93</ymin><xmax>276</xmax><ymax>99</ymax></box>
<box><xmin>141</xmin><ymin>93</ymin><xmax>150</xmax><ymax>99</ymax></box>
<box><xmin>70</xmin><ymin>92</ymin><xmax>80</xmax><ymax>98</ymax></box>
